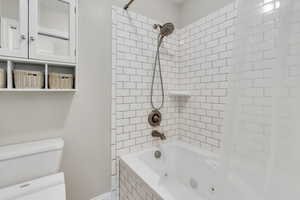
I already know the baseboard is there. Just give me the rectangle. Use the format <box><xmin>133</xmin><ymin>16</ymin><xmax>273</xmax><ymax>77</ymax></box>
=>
<box><xmin>91</xmin><ymin>192</ymin><xmax>111</xmax><ymax>200</ymax></box>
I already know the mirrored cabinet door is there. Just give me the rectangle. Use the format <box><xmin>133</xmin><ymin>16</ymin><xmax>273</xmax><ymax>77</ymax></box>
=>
<box><xmin>0</xmin><ymin>0</ymin><xmax>28</xmax><ymax>58</ymax></box>
<box><xmin>29</xmin><ymin>0</ymin><xmax>76</xmax><ymax>63</ymax></box>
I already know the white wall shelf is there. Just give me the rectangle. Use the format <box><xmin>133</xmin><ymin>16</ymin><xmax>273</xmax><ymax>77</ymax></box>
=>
<box><xmin>0</xmin><ymin>59</ymin><xmax>77</xmax><ymax>93</ymax></box>
<box><xmin>0</xmin><ymin>89</ymin><xmax>77</xmax><ymax>92</ymax></box>
<box><xmin>0</xmin><ymin>56</ymin><xmax>76</xmax><ymax>67</ymax></box>
<box><xmin>168</xmin><ymin>90</ymin><xmax>191</xmax><ymax>97</ymax></box>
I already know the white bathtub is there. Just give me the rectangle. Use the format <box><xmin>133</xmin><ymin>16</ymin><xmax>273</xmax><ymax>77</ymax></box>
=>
<box><xmin>121</xmin><ymin>141</ymin><xmax>219</xmax><ymax>200</ymax></box>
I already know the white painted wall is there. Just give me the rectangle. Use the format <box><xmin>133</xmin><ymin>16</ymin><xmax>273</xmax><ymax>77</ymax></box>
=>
<box><xmin>0</xmin><ymin>1</ymin><xmax>111</xmax><ymax>200</ymax></box>
<box><xmin>112</xmin><ymin>0</ymin><xmax>180</xmax><ymax>27</ymax></box>
<box><xmin>179</xmin><ymin>0</ymin><xmax>234</xmax><ymax>27</ymax></box>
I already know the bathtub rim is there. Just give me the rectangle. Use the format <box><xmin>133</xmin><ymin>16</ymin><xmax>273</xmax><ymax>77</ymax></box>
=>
<box><xmin>121</xmin><ymin>140</ymin><xmax>219</xmax><ymax>161</ymax></box>
<box><xmin>120</xmin><ymin>140</ymin><xmax>219</xmax><ymax>200</ymax></box>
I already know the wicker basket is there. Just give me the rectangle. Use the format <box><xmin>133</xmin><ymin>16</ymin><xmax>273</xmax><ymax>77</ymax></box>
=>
<box><xmin>49</xmin><ymin>72</ymin><xmax>73</xmax><ymax>89</ymax></box>
<box><xmin>14</xmin><ymin>70</ymin><xmax>44</xmax><ymax>89</ymax></box>
<box><xmin>0</xmin><ymin>69</ymin><xmax>6</xmax><ymax>88</ymax></box>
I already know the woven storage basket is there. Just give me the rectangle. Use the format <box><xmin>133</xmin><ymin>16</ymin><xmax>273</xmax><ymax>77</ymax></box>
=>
<box><xmin>49</xmin><ymin>72</ymin><xmax>73</xmax><ymax>89</ymax></box>
<box><xmin>14</xmin><ymin>70</ymin><xmax>44</xmax><ymax>89</ymax></box>
<box><xmin>0</xmin><ymin>69</ymin><xmax>6</xmax><ymax>88</ymax></box>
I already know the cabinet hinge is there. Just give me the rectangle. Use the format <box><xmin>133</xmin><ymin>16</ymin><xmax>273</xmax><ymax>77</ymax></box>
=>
<box><xmin>74</xmin><ymin>7</ymin><xmax>77</xmax><ymax>14</ymax></box>
<box><xmin>74</xmin><ymin>49</ymin><xmax>77</xmax><ymax>56</ymax></box>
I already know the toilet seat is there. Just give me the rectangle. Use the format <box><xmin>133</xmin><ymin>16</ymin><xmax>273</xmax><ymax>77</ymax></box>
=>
<box><xmin>0</xmin><ymin>173</ymin><xmax>66</xmax><ymax>200</ymax></box>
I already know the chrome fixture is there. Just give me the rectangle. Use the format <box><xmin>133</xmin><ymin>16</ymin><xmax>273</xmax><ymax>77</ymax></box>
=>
<box><xmin>20</xmin><ymin>34</ymin><xmax>26</xmax><ymax>40</ymax></box>
<box><xmin>124</xmin><ymin>0</ymin><xmax>135</xmax><ymax>10</ymax></box>
<box><xmin>154</xmin><ymin>150</ymin><xmax>162</xmax><ymax>159</ymax></box>
<box><xmin>209</xmin><ymin>185</ymin><xmax>216</xmax><ymax>193</ymax></box>
<box><xmin>30</xmin><ymin>36</ymin><xmax>35</xmax><ymax>41</ymax></box>
<box><xmin>151</xmin><ymin>130</ymin><xmax>166</xmax><ymax>140</ymax></box>
<box><xmin>148</xmin><ymin>109</ymin><xmax>162</xmax><ymax>127</ymax></box>
<box><xmin>190</xmin><ymin>178</ymin><xmax>198</xmax><ymax>189</ymax></box>
<box><xmin>148</xmin><ymin>23</ymin><xmax>174</xmax><ymax>139</ymax></box>
<box><xmin>153</xmin><ymin>23</ymin><xmax>175</xmax><ymax>38</ymax></box>
<box><xmin>150</xmin><ymin>23</ymin><xmax>175</xmax><ymax>111</ymax></box>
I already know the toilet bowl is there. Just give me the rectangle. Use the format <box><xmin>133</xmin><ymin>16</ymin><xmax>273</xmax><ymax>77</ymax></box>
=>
<box><xmin>0</xmin><ymin>138</ymin><xmax>66</xmax><ymax>200</ymax></box>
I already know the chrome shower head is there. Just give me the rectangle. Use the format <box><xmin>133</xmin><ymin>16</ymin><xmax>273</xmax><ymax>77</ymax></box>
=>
<box><xmin>153</xmin><ymin>23</ymin><xmax>175</xmax><ymax>37</ymax></box>
<box><xmin>160</xmin><ymin>23</ymin><xmax>175</xmax><ymax>37</ymax></box>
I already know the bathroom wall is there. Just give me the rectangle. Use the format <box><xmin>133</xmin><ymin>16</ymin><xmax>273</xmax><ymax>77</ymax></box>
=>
<box><xmin>0</xmin><ymin>0</ymin><xmax>111</xmax><ymax>200</ymax></box>
<box><xmin>112</xmin><ymin>6</ymin><xmax>180</xmax><ymax>199</ymax></box>
<box><xmin>112</xmin><ymin>0</ymin><xmax>181</xmax><ymax>27</ymax></box>
<box><xmin>179</xmin><ymin>0</ymin><xmax>235</xmax><ymax>27</ymax></box>
<box><xmin>178</xmin><ymin>3</ymin><xmax>237</xmax><ymax>152</ymax></box>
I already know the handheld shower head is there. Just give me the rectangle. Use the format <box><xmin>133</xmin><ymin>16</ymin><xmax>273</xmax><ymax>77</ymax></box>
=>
<box><xmin>160</xmin><ymin>23</ymin><xmax>175</xmax><ymax>37</ymax></box>
<box><xmin>150</xmin><ymin>22</ymin><xmax>175</xmax><ymax>112</ymax></box>
<box><xmin>153</xmin><ymin>23</ymin><xmax>175</xmax><ymax>38</ymax></box>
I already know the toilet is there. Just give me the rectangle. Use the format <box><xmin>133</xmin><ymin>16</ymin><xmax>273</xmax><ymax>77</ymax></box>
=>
<box><xmin>0</xmin><ymin>138</ymin><xmax>65</xmax><ymax>200</ymax></box>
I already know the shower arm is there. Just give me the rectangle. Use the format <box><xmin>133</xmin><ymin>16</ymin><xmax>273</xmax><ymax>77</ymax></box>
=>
<box><xmin>124</xmin><ymin>0</ymin><xmax>135</xmax><ymax>10</ymax></box>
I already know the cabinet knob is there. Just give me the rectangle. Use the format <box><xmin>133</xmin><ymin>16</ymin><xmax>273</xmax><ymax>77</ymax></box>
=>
<box><xmin>30</xmin><ymin>36</ymin><xmax>35</xmax><ymax>42</ymax></box>
<box><xmin>20</xmin><ymin>34</ymin><xmax>26</xmax><ymax>40</ymax></box>
<box><xmin>21</xmin><ymin>34</ymin><xmax>26</xmax><ymax>40</ymax></box>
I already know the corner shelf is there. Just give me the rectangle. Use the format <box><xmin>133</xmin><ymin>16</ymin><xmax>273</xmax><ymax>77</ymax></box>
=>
<box><xmin>168</xmin><ymin>90</ymin><xmax>191</xmax><ymax>97</ymax></box>
<box><xmin>0</xmin><ymin>57</ymin><xmax>77</xmax><ymax>93</ymax></box>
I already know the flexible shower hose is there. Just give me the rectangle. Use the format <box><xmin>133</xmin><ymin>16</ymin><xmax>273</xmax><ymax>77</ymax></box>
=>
<box><xmin>150</xmin><ymin>35</ymin><xmax>165</xmax><ymax>110</ymax></box>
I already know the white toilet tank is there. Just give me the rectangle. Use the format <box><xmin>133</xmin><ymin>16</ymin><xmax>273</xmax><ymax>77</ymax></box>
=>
<box><xmin>0</xmin><ymin>138</ymin><xmax>64</xmax><ymax>188</ymax></box>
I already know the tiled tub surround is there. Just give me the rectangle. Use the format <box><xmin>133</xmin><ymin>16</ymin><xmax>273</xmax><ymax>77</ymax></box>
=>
<box><xmin>120</xmin><ymin>160</ymin><xmax>162</xmax><ymax>200</ymax></box>
<box><xmin>120</xmin><ymin>141</ymin><xmax>218</xmax><ymax>200</ymax></box>
<box><xmin>112</xmin><ymin>3</ymin><xmax>237</xmax><ymax>199</ymax></box>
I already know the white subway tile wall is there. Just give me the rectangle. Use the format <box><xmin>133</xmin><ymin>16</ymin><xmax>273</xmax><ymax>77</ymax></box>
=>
<box><xmin>112</xmin><ymin>3</ymin><xmax>236</xmax><ymax>199</ymax></box>
<box><xmin>177</xmin><ymin>3</ymin><xmax>237</xmax><ymax>152</ymax></box>
<box><xmin>112</xmin><ymin>6</ymin><xmax>180</xmax><ymax>199</ymax></box>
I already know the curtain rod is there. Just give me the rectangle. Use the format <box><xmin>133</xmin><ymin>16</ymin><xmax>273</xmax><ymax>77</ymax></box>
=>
<box><xmin>124</xmin><ymin>0</ymin><xmax>135</xmax><ymax>10</ymax></box>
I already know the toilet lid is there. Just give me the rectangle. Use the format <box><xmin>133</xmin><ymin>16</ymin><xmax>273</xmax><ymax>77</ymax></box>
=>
<box><xmin>0</xmin><ymin>173</ymin><xmax>65</xmax><ymax>200</ymax></box>
<box><xmin>16</xmin><ymin>184</ymin><xmax>66</xmax><ymax>200</ymax></box>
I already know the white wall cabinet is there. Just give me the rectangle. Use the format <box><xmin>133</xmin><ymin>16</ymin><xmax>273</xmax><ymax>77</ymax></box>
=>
<box><xmin>29</xmin><ymin>0</ymin><xmax>77</xmax><ymax>63</ymax></box>
<box><xmin>0</xmin><ymin>0</ymin><xmax>77</xmax><ymax>64</ymax></box>
<box><xmin>0</xmin><ymin>0</ymin><xmax>78</xmax><ymax>92</ymax></box>
<box><xmin>0</xmin><ymin>0</ymin><xmax>28</xmax><ymax>58</ymax></box>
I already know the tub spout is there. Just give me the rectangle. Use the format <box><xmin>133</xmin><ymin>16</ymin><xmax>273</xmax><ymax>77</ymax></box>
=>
<box><xmin>151</xmin><ymin>130</ymin><xmax>166</xmax><ymax>140</ymax></box>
